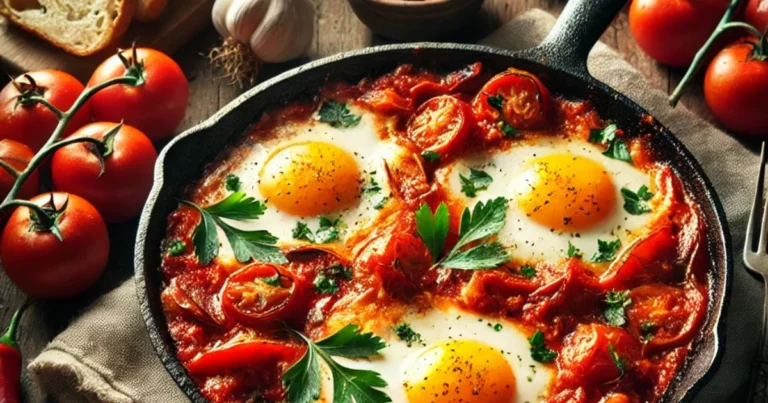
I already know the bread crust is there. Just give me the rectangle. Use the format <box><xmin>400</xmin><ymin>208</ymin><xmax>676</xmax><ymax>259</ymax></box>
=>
<box><xmin>0</xmin><ymin>0</ymin><xmax>137</xmax><ymax>56</ymax></box>
<box><xmin>135</xmin><ymin>0</ymin><xmax>167</xmax><ymax>22</ymax></box>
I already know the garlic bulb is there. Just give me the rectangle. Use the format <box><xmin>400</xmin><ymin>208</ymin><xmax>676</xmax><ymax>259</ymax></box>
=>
<box><xmin>212</xmin><ymin>0</ymin><xmax>315</xmax><ymax>63</ymax></box>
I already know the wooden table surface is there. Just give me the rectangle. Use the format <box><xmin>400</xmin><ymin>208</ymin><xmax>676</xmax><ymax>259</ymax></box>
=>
<box><xmin>0</xmin><ymin>0</ymin><xmax>718</xmax><ymax>401</ymax></box>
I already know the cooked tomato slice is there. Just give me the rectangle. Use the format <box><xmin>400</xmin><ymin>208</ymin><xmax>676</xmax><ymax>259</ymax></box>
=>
<box><xmin>410</xmin><ymin>62</ymin><xmax>484</xmax><ymax>104</ymax></box>
<box><xmin>559</xmin><ymin>323</ymin><xmax>641</xmax><ymax>387</ymax></box>
<box><xmin>221</xmin><ymin>263</ymin><xmax>303</xmax><ymax>326</ymax></box>
<box><xmin>186</xmin><ymin>341</ymin><xmax>305</xmax><ymax>376</ymax></box>
<box><xmin>473</xmin><ymin>68</ymin><xmax>551</xmax><ymax>130</ymax></box>
<box><xmin>599</xmin><ymin>228</ymin><xmax>677</xmax><ymax>291</ymax></box>
<box><xmin>406</xmin><ymin>95</ymin><xmax>474</xmax><ymax>154</ymax></box>
<box><xmin>360</xmin><ymin>88</ymin><xmax>412</xmax><ymax>115</ymax></box>
<box><xmin>626</xmin><ymin>284</ymin><xmax>706</xmax><ymax>353</ymax></box>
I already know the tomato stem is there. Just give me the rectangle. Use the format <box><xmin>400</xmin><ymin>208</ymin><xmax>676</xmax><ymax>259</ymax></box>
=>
<box><xmin>0</xmin><ymin>305</ymin><xmax>26</xmax><ymax>350</ymax></box>
<box><xmin>25</xmin><ymin>96</ymin><xmax>64</xmax><ymax>119</ymax></box>
<box><xmin>0</xmin><ymin>74</ymin><xmax>140</xmax><ymax>221</ymax></box>
<box><xmin>0</xmin><ymin>160</ymin><xmax>20</xmax><ymax>179</ymax></box>
<box><xmin>669</xmin><ymin>0</ymin><xmax>748</xmax><ymax>107</ymax></box>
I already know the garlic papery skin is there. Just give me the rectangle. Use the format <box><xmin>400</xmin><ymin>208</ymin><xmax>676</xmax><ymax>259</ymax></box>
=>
<box><xmin>212</xmin><ymin>0</ymin><xmax>315</xmax><ymax>64</ymax></box>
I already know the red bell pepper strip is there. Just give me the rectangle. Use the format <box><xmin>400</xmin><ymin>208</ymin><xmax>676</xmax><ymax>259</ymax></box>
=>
<box><xmin>0</xmin><ymin>308</ymin><xmax>25</xmax><ymax>403</ymax></box>
<box><xmin>186</xmin><ymin>341</ymin><xmax>306</xmax><ymax>377</ymax></box>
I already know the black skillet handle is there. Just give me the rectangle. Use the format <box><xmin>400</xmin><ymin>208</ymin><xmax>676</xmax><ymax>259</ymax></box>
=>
<box><xmin>523</xmin><ymin>0</ymin><xmax>629</xmax><ymax>79</ymax></box>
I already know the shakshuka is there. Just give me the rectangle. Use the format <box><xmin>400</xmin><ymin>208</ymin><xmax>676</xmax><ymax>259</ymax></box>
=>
<box><xmin>160</xmin><ymin>63</ymin><xmax>711</xmax><ymax>403</ymax></box>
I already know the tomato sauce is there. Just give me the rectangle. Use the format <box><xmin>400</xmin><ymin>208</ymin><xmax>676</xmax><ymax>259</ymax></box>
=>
<box><xmin>160</xmin><ymin>63</ymin><xmax>711</xmax><ymax>403</ymax></box>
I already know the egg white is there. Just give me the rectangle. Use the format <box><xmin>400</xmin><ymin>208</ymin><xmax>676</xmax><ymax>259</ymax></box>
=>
<box><xmin>317</xmin><ymin>307</ymin><xmax>553</xmax><ymax>403</ymax></box>
<box><xmin>443</xmin><ymin>137</ymin><xmax>654</xmax><ymax>263</ymax></box>
<box><xmin>213</xmin><ymin>108</ymin><xmax>397</xmax><ymax>258</ymax></box>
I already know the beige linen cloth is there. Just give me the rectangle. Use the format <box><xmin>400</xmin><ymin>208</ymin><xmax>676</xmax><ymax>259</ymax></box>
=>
<box><xmin>28</xmin><ymin>9</ymin><xmax>759</xmax><ymax>402</ymax></box>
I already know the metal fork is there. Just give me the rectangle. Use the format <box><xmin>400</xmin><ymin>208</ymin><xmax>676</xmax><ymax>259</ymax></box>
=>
<box><xmin>745</xmin><ymin>141</ymin><xmax>768</xmax><ymax>402</ymax></box>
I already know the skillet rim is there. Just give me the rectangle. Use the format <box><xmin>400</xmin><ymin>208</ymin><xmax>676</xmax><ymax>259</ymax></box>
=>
<box><xmin>134</xmin><ymin>42</ymin><xmax>733</xmax><ymax>403</ymax></box>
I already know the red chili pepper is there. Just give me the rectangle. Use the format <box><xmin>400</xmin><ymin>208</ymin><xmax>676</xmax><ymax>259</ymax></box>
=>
<box><xmin>0</xmin><ymin>308</ymin><xmax>24</xmax><ymax>403</ymax></box>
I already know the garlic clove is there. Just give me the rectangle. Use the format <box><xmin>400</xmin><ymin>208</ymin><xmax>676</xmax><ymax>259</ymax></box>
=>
<box><xmin>249</xmin><ymin>0</ymin><xmax>315</xmax><ymax>63</ymax></box>
<box><xmin>225</xmin><ymin>0</ymin><xmax>271</xmax><ymax>44</ymax></box>
<box><xmin>212</xmin><ymin>0</ymin><xmax>236</xmax><ymax>38</ymax></box>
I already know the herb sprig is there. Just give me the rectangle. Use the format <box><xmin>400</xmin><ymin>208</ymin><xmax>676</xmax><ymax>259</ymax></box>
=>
<box><xmin>459</xmin><ymin>168</ymin><xmax>493</xmax><ymax>197</ymax></box>
<box><xmin>589</xmin><ymin>124</ymin><xmax>632</xmax><ymax>164</ymax></box>
<box><xmin>621</xmin><ymin>185</ymin><xmax>653</xmax><ymax>215</ymax></box>
<box><xmin>603</xmin><ymin>290</ymin><xmax>631</xmax><ymax>327</ymax></box>
<box><xmin>319</xmin><ymin>100</ymin><xmax>361</xmax><ymax>128</ymax></box>
<box><xmin>590</xmin><ymin>238</ymin><xmax>622</xmax><ymax>263</ymax></box>
<box><xmin>528</xmin><ymin>330</ymin><xmax>558</xmax><ymax>363</ymax></box>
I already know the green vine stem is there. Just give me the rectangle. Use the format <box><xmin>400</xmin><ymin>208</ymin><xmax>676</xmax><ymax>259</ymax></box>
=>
<box><xmin>0</xmin><ymin>73</ymin><xmax>141</xmax><ymax>222</ymax></box>
<box><xmin>669</xmin><ymin>0</ymin><xmax>758</xmax><ymax>106</ymax></box>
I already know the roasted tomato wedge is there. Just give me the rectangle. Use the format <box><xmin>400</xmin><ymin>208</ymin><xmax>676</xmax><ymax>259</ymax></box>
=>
<box><xmin>361</xmin><ymin>88</ymin><xmax>412</xmax><ymax>115</ymax></box>
<box><xmin>186</xmin><ymin>340</ymin><xmax>305</xmax><ymax>376</ymax></box>
<box><xmin>599</xmin><ymin>228</ymin><xmax>677</xmax><ymax>290</ymax></box>
<box><xmin>559</xmin><ymin>323</ymin><xmax>641</xmax><ymax>387</ymax></box>
<box><xmin>406</xmin><ymin>95</ymin><xmax>474</xmax><ymax>154</ymax></box>
<box><xmin>221</xmin><ymin>263</ymin><xmax>303</xmax><ymax>326</ymax></box>
<box><xmin>474</xmin><ymin>68</ymin><xmax>551</xmax><ymax>130</ymax></box>
<box><xmin>626</xmin><ymin>284</ymin><xmax>706</xmax><ymax>352</ymax></box>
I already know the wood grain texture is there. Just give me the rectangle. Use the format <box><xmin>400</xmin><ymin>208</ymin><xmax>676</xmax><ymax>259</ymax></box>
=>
<box><xmin>0</xmin><ymin>0</ymin><xmax>717</xmax><ymax>401</ymax></box>
<box><xmin>0</xmin><ymin>0</ymin><xmax>213</xmax><ymax>82</ymax></box>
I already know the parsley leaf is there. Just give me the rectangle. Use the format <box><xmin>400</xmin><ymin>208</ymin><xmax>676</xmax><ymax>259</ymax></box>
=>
<box><xmin>393</xmin><ymin>323</ymin><xmax>423</xmax><ymax>347</ymax></box>
<box><xmin>621</xmin><ymin>185</ymin><xmax>654</xmax><ymax>215</ymax></box>
<box><xmin>487</xmin><ymin>94</ymin><xmax>504</xmax><ymax>110</ymax></box>
<box><xmin>459</xmin><ymin>168</ymin><xmax>493</xmax><ymax>197</ymax></box>
<box><xmin>486</xmin><ymin>94</ymin><xmax>520</xmax><ymax>138</ymax></box>
<box><xmin>589</xmin><ymin>124</ymin><xmax>633</xmax><ymax>164</ymax></box>
<box><xmin>604</xmin><ymin>290</ymin><xmax>632</xmax><ymax>327</ymax></box>
<box><xmin>318</xmin><ymin>100</ymin><xmax>361</xmax><ymax>128</ymax></box>
<box><xmin>183</xmin><ymin>194</ymin><xmax>284</xmax><ymax>265</ymax></box>
<box><xmin>373</xmin><ymin>196</ymin><xmax>388</xmax><ymax>210</ymax></box>
<box><xmin>520</xmin><ymin>265</ymin><xmax>536</xmax><ymax>278</ymax></box>
<box><xmin>567</xmin><ymin>241</ymin><xmax>582</xmax><ymax>258</ymax></box>
<box><xmin>292</xmin><ymin>218</ymin><xmax>344</xmax><ymax>244</ymax></box>
<box><xmin>421</xmin><ymin>151</ymin><xmax>440</xmax><ymax>163</ymax></box>
<box><xmin>284</xmin><ymin>325</ymin><xmax>390</xmax><ymax>403</ymax></box>
<box><xmin>167</xmin><ymin>239</ymin><xmax>186</xmax><ymax>256</ymax></box>
<box><xmin>608</xmin><ymin>344</ymin><xmax>626</xmax><ymax>377</ymax></box>
<box><xmin>204</xmin><ymin>191</ymin><xmax>267</xmax><ymax>220</ymax></box>
<box><xmin>590</xmin><ymin>238</ymin><xmax>622</xmax><ymax>263</ymax></box>
<box><xmin>500</xmin><ymin>121</ymin><xmax>521</xmax><ymax>138</ymax></box>
<box><xmin>225</xmin><ymin>174</ymin><xmax>241</xmax><ymax>192</ymax></box>
<box><xmin>441</xmin><ymin>242</ymin><xmax>509</xmax><ymax>270</ymax></box>
<box><xmin>363</xmin><ymin>175</ymin><xmax>381</xmax><ymax>194</ymax></box>
<box><xmin>529</xmin><ymin>330</ymin><xmax>558</xmax><ymax>363</ymax></box>
<box><xmin>314</xmin><ymin>271</ymin><xmax>339</xmax><ymax>294</ymax></box>
<box><xmin>415</xmin><ymin>203</ymin><xmax>449</xmax><ymax>261</ymax></box>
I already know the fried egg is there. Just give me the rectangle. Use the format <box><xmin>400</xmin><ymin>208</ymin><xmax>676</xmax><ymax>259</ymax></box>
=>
<box><xmin>220</xmin><ymin>107</ymin><xmax>396</xmax><ymax>245</ymax></box>
<box><xmin>442</xmin><ymin>137</ymin><xmax>654</xmax><ymax>262</ymax></box>
<box><xmin>318</xmin><ymin>307</ymin><xmax>553</xmax><ymax>403</ymax></box>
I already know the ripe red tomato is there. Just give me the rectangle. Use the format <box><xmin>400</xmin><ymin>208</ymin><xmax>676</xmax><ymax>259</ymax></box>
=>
<box><xmin>407</xmin><ymin>95</ymin><xmax>474</xmax><ymax>154</ymax></box>
<box><xmin>220</xmin><ymin>264</ymin><xmax>304</xmax><ymax>326</ymax></box>
<box><xmin>559</xmin><ymin>324</ymin><xmax>641</xmax><ymax>387</ymax></box>
<box><xmin>0</xmin><ymin>139</ymin><xmax>39</xmax><ymax>200</ymax></box>
<box><xmin>704</xmin><ymin>37</ymin><xmax>768</xmax><ymax>136</ymax></box>
<box><xmin>473</xmin><ymin>68</ymin><xmax>551</xmax><ymax>131</ymax></box>
<box><xmin>746</xmin><ymin>0</ymin><xmax>768</xmax><ymax>32</ymax></box>
<box><xmin>51</xmin><ymin>122</ymin><xmax>157</xmax><ymax>223</ymax></box>
<box><xmin>0</xmin><ymin>193</ymin><xmax>109</xmax><ymax>299</ymax></box>
<box><xmin>0</xmin><ymin>70</ymin><xmax>90</xmax><ymax>151</ymax></box>
<box><xmin>87</xmin><ymin>48</ymin><xmax>189</xmax><ymax>142</ymax></box>
<box><xmin>629</xmin><ymin>0</ymin><xmax>730</xmax><ymax>66</ymax></box>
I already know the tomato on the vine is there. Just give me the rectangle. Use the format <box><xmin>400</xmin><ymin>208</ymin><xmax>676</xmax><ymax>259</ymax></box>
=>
<box><xmin>0</xmin><ymin>70</ymin><xmax>90</xmax><ymax>151</ymax></box>
<box><xmin>629</xmin><ymin>0</ymin><xmax>730</xmax><ymax>67</ymax></box>
<box><xmin>746</xmin><ymin>0</ymin><xmax>768</xmax><ymax>32</ymax></box>
<box><xmin>0</xmin><ymin>193</ymin><xmax>109</xmax><ymax>299</ymax></box>
<box><xmin>88</xmin><ymin>47</ymin><xmax>189</xmax><ymax>142</ymax></box>
<box><xmin>51</xmin><ymin>122</ymin><xmax>157</xmax><ymax>223</ymax></box>
<box><xmin>0</xmin><ymin>140</ymin><xmax>39</xmax><ymax>201</ymax></box>
<box><xmin>704</xmin><ymin>36</ymin><xmax>768</xmax><ymax>136</ymax></box>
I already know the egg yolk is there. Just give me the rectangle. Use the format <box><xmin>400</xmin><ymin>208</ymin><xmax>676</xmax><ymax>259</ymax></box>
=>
<box><xmin>258</xmin><ymin>141</ymin><xmax>361</xmax><ymax>216</ymax></box>
<box><xmin>513</xmin><ymin>154</ymin><xmax>616</xmax><ymax>231</ymax></box>
<box><xmin>403</xmin><ymin>340</ymin><xmax>516</xmax><ymax>403</ymax></box>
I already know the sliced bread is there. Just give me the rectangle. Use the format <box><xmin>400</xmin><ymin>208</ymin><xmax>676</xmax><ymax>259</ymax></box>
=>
<box><xmin>0</xmin><ymin>0</ymin><xmax>135</xmax><ymax>56</ymax></box>
<box><xmin>134</xmin><ymin>0</ymin><xmax>167</xmax><ymax>22</ymax></box>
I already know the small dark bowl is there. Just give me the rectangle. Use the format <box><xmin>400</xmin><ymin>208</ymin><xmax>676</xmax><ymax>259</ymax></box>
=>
<box><xmin>347</xmin><ymin>0</ymin><xmax>485</xmax><ymax>41</ymax></box>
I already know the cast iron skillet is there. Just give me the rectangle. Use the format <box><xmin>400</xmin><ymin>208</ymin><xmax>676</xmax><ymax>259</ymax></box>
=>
<box><xmin>135</xmin><ymin>0</ymin><xmax>732</xmax><ymax>401</ymax></box>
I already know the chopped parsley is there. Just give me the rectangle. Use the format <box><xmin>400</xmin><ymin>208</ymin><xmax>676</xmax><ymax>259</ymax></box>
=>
<box><xmin>520</xmin><ymin>265</ymin><xmax>536</xmax><ymax>278</ymax></box>
<box><xmin>313</xmin><ymin>264</ymin><xmax>352</xmax><ymax>294</ymax></box>
<box><xmin>608</xmin><ymin>343</ymin><xmax>626</xmax><ymax>377</ymax></box>
<box><xmin>621</xmin><ymin>185</ymin><xmax>654</xmax><ymax>215</ymax></box>
<box><xmin>261</xmin><ymin>273</ymin><xmax>282</xmax><ymax>287</ymax></box>
<box><xmin>283</xmin><ymin>325</ymin><xmax>389</xmax><ymax>403</ymax></box>
<box><xmin>393</xmin><ymin>323</ymin><xmax>423</xmax><ymax>347</ymax></box>
<box><xmin>589</xmin><ymin>124</ymin><xmax>632</xmax><ymax>164</ymax></box>
<box><xmin>421</xmin><ymin>151</ymin><xmax>441</xmax><ymax>163</ymax></box>
<box><xmin>373</xmin><ymin>196</ymin><xmax>388</xmax><ymax>210</ymax></box>
<box><xmin>363</xmin><ymin>174</ymin><xmax>382</xmax><ymax>194</ymax></box>
<box><xmin>603</xmin><ymin>290</ymin><xmax>631</xmax><ymax>327</ymax></box>
<box><xmin>292</xmin><ymin>217</ymin><xmax>345</xmax><ymax>244</ymax></box>
<box><xmin>487</xmin><ymin>94</ymin><xmax>504</xmax><ymax>110</ymax></box>
<box><xmin>487</xmin><ymin>94</ymin><xmax>521</xmax><ymax>138</ymax></box>
<box><xmin>167</xmin><ymin>239</ymin><xmax>186</xmax><ymax>256</ymax></box>
<box><xmin>567</xmin><ymin>241</ymin><xmax>583</xmax><ymax>258</ymax></box>
<box><xmin>528</xmin><ymin>330</ymin><xmax>558</xmax><ymax>363</ymax></box>
<box><xmin>318</xmin><ymin>100</ymin><xmax>361</xmax><ymax>128</ymax></box>
<box><xmin>225</xmin><ymin>174</ymin><xmax>241</xmax><ymax>192</ymax></box>
<box><xmin>459</xmin><ymin>168</ymin><xmax>493</xmax><ymax>197</ymax></box>
<box><xmin>640</xmin><ymin>322</ymin><xmax>657</xmax><ymax>341</ymax></box>
<box><xmin>493</xmin><ymin>323</ymin><xmax>503</xmax><ymax>332</ymax></box>
<box><xmin>590</xmin><ymin>238</ymin><xmax>622</xmax><ymax>263</ymax></box>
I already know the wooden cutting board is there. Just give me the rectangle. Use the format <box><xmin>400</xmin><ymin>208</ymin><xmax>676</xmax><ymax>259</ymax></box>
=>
<box><xmin>0</xmin><ymin>0</ymin><xmax>214</xmax><ymax>82</ymax></box>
